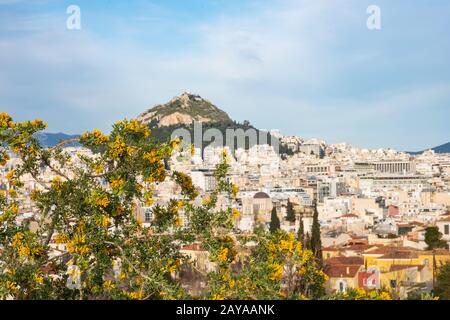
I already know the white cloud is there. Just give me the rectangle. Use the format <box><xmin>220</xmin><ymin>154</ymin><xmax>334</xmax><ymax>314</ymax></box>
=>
<box><xmin>0</xmin><ymin>0</ymin><xmax>449</xmax><ymax>150</ymax></box>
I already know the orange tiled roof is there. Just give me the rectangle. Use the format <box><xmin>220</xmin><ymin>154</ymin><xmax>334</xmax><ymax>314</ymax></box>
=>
<box><xmin>324</xmin><ymin>265</ymin><xmax>361</xmax><ymax>278</ymax></box>
<box><xmin>389</xmin><ymin>264</ymin><xmax>425</xmax><ymax>272</ymax></box>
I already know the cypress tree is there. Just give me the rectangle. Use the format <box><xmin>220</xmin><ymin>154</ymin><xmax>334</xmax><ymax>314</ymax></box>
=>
<box><xmin>269</xmin><ymin>206</ymin><xmax>280</xmax><ymax>233</ymax></box>
<box><xmin>297</xmin><ymin>214</ymin><xmax>305</xmax><ymax>245</ymax></box>
<box><xmin>304</xmin><ymin>232</ymin><xmax>311</xmax><ymax>250</ymax></box>
<box><xmin>310</xmin><ymin>200</ymin><xmax>323</xmax><ymax>266</ymax></box>
<box><xmin>286</xmin><ymin>200</ymin><xmax>296</xmax><ymax>223</ymax></box>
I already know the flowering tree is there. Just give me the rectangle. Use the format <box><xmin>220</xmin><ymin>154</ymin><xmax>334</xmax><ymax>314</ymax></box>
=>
<box><xmin>0</xmin><ymin>112</ymin><xmax>328</xmax><ymax>300</ymax></box>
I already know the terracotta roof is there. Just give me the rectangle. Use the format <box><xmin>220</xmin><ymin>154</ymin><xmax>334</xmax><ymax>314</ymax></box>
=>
<box><xmin>363</xmin><ymin>246</ymin><xmax>418</xmax><ymax>255</ymax></box>
<box><xmin>324</xmin><ymin>265</ymin><xmax>361</xmax><ymax>278</ymax></box>
<box><xmin>340</xmin><ymin>214</ymin><xmax>359</xmax><ymax>218</ymax></box>
<box><xmin>323</xmin><ymin>246</ymin><xmax>341</xmax><ymax>252</ymax></box>
<box><xmin>342</xmin><ymin>244</ymin><xmax>382</xmax><ymax>252</ymax></box>
<box><xmin>389</xmin><ymin>264</ymin><xmax>425</xmax><ymax>272</ymax></box>
<box><xmin>325</xmin><ymin>256</ymin><xmax>364</xmax><ymax>266</ymax></box>
<box><xmin>378</xmin><ymin>251</ymin><xmax>419</xmax><ymax>260</ymax></box>
<box><xmin>422</xmin><ymin>249</ymin><xmax>450</xmax><ymax>256</ymax></box>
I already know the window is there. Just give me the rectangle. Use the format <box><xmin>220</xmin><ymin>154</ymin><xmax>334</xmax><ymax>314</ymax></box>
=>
<box><xmin>445</xmin><ymin>224</ymin><xmax>449</xmax><ymax>235</ymax></box>
<box><xmin>390</xmin><ymin>280</ymin><xmax>397</xmax><ymax>288</ymax></box>
<box><xmin>144</xmin><ymin>209</ymin><xmax>152</xmax><ymax>222</ymax></box>
<box><xmin>339</xmin><ymin>281</ymin><xmax>345</xmax><ymax>293</ymax></box>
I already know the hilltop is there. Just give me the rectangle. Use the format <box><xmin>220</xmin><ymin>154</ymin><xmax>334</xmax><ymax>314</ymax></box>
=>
<box><xmin>137</xmin><ymin>91</ymin><xmax>233</xmax><ymax>128</ymax></box>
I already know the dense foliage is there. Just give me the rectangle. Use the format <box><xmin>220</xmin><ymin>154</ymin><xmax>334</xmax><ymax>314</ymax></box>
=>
<box><xmin>0</xmin><ymin>113</ymin><xmax>326</xmax><ymax>300</ymax></box>
<box><xmin>424</xmin><ymin>227</ymin><xmax>447</xmax><ymax>250</ymax></box>
<box><xmin>434</xmin><ymin>262</ymin><xmax>450</xmax><ymax>299</ymax></box>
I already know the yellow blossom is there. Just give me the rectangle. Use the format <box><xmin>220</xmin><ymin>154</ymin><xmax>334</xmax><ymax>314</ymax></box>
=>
<box><xmin>103</xmin><ymin>280</ymin><xmax>115</xmax><ymax>291</ymax></box>
<box><xmin>12</xmin><ymin>232</ymin><xmax>24</xmax><ymax>248</ymax></box>
<box><xmin>108</xmin><ymin>136</ymin><xmax>127</xmax><ymax>158</ymax></box>
<box><xmin>96</xmin><ymin>196</ymin><xmax>110</xmax><ymax>208</ymax></box>
<box><xmin>54</xmin><ymin>233</ymin><xmax>69</xmax><ymax>244</ymax></box>
<box><xmin>6</xmin><ymin>281</ymin><xmax>17</xmax><ymax>291</ymax></box>
<box><xmin>128</xmin><ymin>290</ymin><xmax>144</xmax><ymax>300</ymax></box>
<box><xmin>34</xmin><ymin>274</ymin><xmax>44</xmax><ymax>285</ymax></box>
<box><xmin>101</xmin><ymin>215</ymin><xmax>110</xmax><ymax>227</ymax></box>
<box><xmin>175</xmin><ymin>216</ymin><xmax>183</xmax><ymax>227</ymax></box>
<box><xmin>9</xmin><ymin>203</ymin><xmax>19</xmax><ymax>215</ymax></box>
<box><xmin>93</xmin><ymin>164</ymin><xmax>105</xmax><ymax>175</ymax></box>
<box><xmin>270</xmin><ymin>263</ymin><xmax>284</xmax><ymax>281</ymax></box>
<box><xmin>110</xmin><ymin>178</ymin><xmax>125</xmax><ymax>190</ymax></box>
<box><xmin>51</xmin><ymin>176</ymin><xmax>62</xmax><ymax>191</ymax></box>
<box><xmin>18</xmin><ymin>245</ymin><xmax>31</xmax><ymax>257</ymax></box>
<box><xmin>232</xmin><ymin>208</ymin><xmax>241</xmax><ymax>220</ymax></box>
<box><xmin>218</xmin><ymin>247</ymin><xmax>229</xmax><ymax>262</ymax></box>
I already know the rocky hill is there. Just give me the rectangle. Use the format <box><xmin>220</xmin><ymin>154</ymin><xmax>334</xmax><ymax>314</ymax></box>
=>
<box><xmin>137</xmin><ymin>91</ymin><xmax>233</xmax><ymax>128</ymax></box>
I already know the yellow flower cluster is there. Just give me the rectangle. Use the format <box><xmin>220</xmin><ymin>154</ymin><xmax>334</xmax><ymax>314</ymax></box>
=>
<box><xmin>96</xmin><ymin>195</ymin><xmax>110</xmax><ymax>208</ymax></box>
<box><xmin>54</xmin><ymin>233</ymin><xmax>69</xmax><ymax>244</ymax></box>
<box><xmin>34</xmin><ymin>274</ymin><xmax>44</xmax><ymax>285</ymax></box>
<box><xmin>232</xmin><ymin>208</ymin><xmax>241</xmax><ymax>220</ymax></box>
<box><xmin>162</xmin><ymin>259</ymin><xmax>181</xmax><ymax>273</ymax></box>
<box><xmin>12</xmin><ymin>232</ymin><xmax>24</xmax><ymax>248</ymax></box>
<box><xmin>103</xmin><ymin>280</ymin><xmax>116</xmax><ymax>291</ymax></box>
<box><xmin>0</xmin><ymin>112</ymin><xmax>14</xmax><ymax>128</ymax></box>
<box><xmin>9</xmin><ymin>203</ymin><xmax>19</xmax><ymax>215</ymax></box>
<box><xmin>110</xmin><ymin>177</ymin><xmax>125</xmax><ymax>190</ymax></box>
<box><xmin>143</xmin><ymin>149</ymin><xmax>158</xmax><ymax>164</ymax></box>
<box><xmin>93</xmin><ymin>163</ymin><xmax>105</xmax><ymax>175</ymax></box>
<box><xmin>269</xmin><ymin>263</ymin><xmax>284</xmax><ymax>281</ymax></box>
<box><xmin>101</xmin><ymin>215</ymin><xmax>110</xmax><ymax>227</ymax></box>
<box><xmin>128</xmin><ymin>290</ymin><xmax>144</xmax><ymax>300</ymax></box>
<box><xmin>218</xmin><ymin>247</ymin><xmax>229</xmax><ymax>262</ymax></box>
<box><xmin>108</xmin><ymin>136</ymin><xmax>127</xmax><ymax>158</ymax></box>
<box><xmin>231</xmin><ymin>184</ymin><xmax>239</xmax><ymax>198</ymax></box>
<box><xmin>51</xmin><ymin>176</ymin><xmax>63</xmax><ymax>191</ymax></box>
<box><xmin>11</xmin><ymin>231</ymin><xmax>43</xmax><ymax>258</ymax></box>
<box><xmin>170</xmin><ymin>138</ymin><xmax>181</xmax><ymax>150</ymax></box>
<box><xmin>6</xmin><ymin>281</ymin><xmax>17</xmax><ymax>291</ymax></box>
<box><xmin>175</xmin><ymin>216</ymin><xmax>183</xmax><ymax>227</ymax></box>
<box><xmin>67</xmin><ymin>222</ymin><xmax>91</xmax><ymax>255</ymax></box>
<box><xmin>0</xmin><ymin>152</ymin><xmax>10</xmax><ymax>166</ymax></box>
<box><xmin>81</xmin><ymin>128</ymin><xmax>109</xmax><ymax>146</ymax></box>
<box><xmin>120</xmin><ymin>119</ymin><xmax>151</xmax><ymax>138</ymax></box>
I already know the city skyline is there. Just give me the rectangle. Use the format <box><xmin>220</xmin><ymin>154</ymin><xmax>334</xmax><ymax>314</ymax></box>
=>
<box><xmin>1</xmin><ymin>0</ymin><xmax>450</xmax><ymax>151</ymax></box>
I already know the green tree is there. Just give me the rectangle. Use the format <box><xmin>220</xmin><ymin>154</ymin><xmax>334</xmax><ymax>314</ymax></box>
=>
<box><xmin>285</xmin><ymin>200</ymin><xmax>296</xmax><ymax>223</ymax></box>
<box><xmin>304</xmin><ymin>232</ymin><xmax>311</xmax><ymax>250</ymax></box>
<box><xmin>310</xmin><ymin>200</ymin><xmax>323</xmax><ymax>266</ymax></box>
<box><xmin>297</xmin><ymin>214</ymin><xmax>304</xmax><ymax>245</ymax></box>
<box><xmin>434</xmin><ymin>262</ymin><xmax>450</xmax><ymax>300</ymax></box>
<box><xmin>424</xmin><ymin>227</ymin><xmax>447</xmax><ymax>250</ymax></box>
<box><xmin>0</xmin><ymin>112</ymin><xmax>328</xmax><ymax>300</ymax></box>
<box><xmin>269</xmin><ymin>207</ymin><xmax>280</xmax><ymax>234</ymax></box>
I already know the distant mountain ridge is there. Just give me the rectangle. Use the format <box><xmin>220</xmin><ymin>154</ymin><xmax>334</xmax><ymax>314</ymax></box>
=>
<box><xmin>408</xmin><ymin>142</ymin><xmax>450</xmax><ymax>155</ymax></box>
<box><xmin>35</xmin><ymin>132</ymin><xmax>80</xmax><ymax>148</ymax></box>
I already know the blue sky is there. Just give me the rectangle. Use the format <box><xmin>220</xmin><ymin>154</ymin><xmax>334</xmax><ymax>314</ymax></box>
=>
<box><xmin>1</xmin><ymin>0</ymin><xmax>449</xmax><ymax>151</ymax></box>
